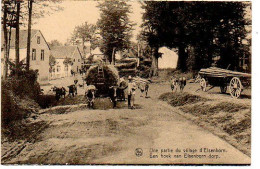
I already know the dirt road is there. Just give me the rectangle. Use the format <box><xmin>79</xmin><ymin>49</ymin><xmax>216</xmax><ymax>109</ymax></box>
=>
<box><xmin>2</xmin><ymin>77</ymin><xmax>251</xmax><ymax>164</ymax></box>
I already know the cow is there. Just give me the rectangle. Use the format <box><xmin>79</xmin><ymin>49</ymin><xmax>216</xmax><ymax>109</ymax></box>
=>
<box><xmin>67</xmin><ymin>85</ymin><xmax>77</xmax><ymax>97</ymax></box>
<box><xmin>85</xmin><ymin>86</ymin><xmax>96</xmax><ymax>109</ymax></box>
<box><xmin>52</xmin><ymin>86</ymin><xmax>66</xmax><ymax>101</ymax></box>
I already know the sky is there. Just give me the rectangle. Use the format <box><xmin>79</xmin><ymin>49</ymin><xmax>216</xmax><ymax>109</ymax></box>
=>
<box><xmin>32</xmin><ymin>1</ymin><xmax>144</xmax><ymax>44</ymax></box>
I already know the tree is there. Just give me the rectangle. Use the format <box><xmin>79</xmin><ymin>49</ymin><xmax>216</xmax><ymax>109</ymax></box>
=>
<box><xmin>2</xmin><ymin>0</ymin><xmax>10</xmax><ymax>79</ymax></box>
<box><xmin>1</xmin><ymin>0</ymin><xmax>22</xmax><ymax>79</ymax></box>
<box><xmin>70</xmin><ymin>22</ymin><xmax>97</xmax><ymax>57</ymax></box>
<box><xmin>97</xmin><ymin>0</ymin><xmax>134</xmax><ymax>64</ymax></box>
<box><xmin>26</xmin><ymin>0</ymin><xmax>33</xmax><ymax>71</ymax></box>
<box><xmin>49</xmin><ymin>54</ymin><xmax>56</xmax><ymax>73</ymax></box>
<box><xmin>71</xmin><ymin>22</ymin><xmax>96</xmax><ymax>46</ymax></box>
<box><xmin>141</xmin><ymin>2</ymin><xmax>169</xmax><ymax>76</ymax></box>
<box><xmin>48</xmin><ymin>39</ymin><xmax>63</xmax><ymax>49</ymax></box>
<box><xmin>141</xmin><ymin>1</ymin><xmax>250</xmax><ymax>74</ymax></box>
<box><xmin>15</xmin><ymin>0</ymin><xmax>21</xmax><ymax>77</ymax></box>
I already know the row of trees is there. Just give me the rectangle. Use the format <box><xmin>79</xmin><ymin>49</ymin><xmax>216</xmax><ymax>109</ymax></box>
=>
<box><xmin>66</xmin><ymin>1</ymin><xmax>251</xmax><ymax>77</ymax></box>
<box><xmin>141</xmin><ymin>1</ymin><xmax>251</xmax><ymax>75</ymax></box>
<box><xmin>1</xmin><ymin>0</ymin><xmax>62</xmax><ymax>80</ymax></box>
<box><xmin>67</xmin><ymin>0</ymin><xmax>135</xmax><ymax>66</ymax></box>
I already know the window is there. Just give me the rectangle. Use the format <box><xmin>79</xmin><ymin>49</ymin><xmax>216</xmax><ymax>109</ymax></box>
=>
<box><xmin>78</xmin><ymin>59</ymin><xmax>80</xmax><ymax>62</ymax></box>
<box><xmin>41</xmin><ymin>50</ymin><xmax>44</xmax><ymax>61</ymax></box>
<box><xmin>37</xmin><ymin>36</ymin><xmax>40</xmax><ymax>44</ymax></box>
<box><xmin>57</xmin><ymin>65</ymin><xmax>61</xmax><ymax>72</ymax></box>
<box><xmin>32</xmin><ymin>49</ymin><xmax>36</xmax><ymax>60</ymax></box>
<box><xmin>64</xmin><ymin>65</ymin><xmax>68</xmax><ymax>71</ymax></box>
<box><xmin>74</xmin><ymin>59</ymin><xmax>75</xmax><ymax>62</ymax></box>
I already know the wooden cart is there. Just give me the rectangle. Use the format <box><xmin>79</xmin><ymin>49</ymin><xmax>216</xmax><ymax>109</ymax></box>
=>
<box><xmin>198</xmin><ymin>67</ymin><xmax>251</xmax><ymax>98</ymax></box>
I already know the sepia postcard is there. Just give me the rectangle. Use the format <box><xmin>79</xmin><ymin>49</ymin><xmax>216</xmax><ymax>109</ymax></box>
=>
<box><xmin>1</xmin><ymin>0</ymin><xmax>252</xmax><ymax>165</ymax></box>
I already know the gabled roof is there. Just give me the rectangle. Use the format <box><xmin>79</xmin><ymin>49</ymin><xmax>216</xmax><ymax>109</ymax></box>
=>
<box><xmin>92</xmin><ymin>47</ymin><xmax>103</xmax><ymax>55</ymax></box>
<box><xmin>1</xmin><ymin>29</ymin><xmax>50</xmax><ymax>49</ymax></box>
<box><xmin>51</xmin><ymin>46</ymin><xmax>82</xmax><ymax>59</ymax></box>
<box><xmin>78</xmin><ymin>45</ymin><xmax>91</xmax><ymax>55</ymax></box>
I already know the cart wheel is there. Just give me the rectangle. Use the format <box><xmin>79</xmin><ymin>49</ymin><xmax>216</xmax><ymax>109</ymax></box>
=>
<box><xmin>220</xmin><ymin>86</ymin><xmax>227</xmax><ymax>94</ymax></box>
<box><xmin>229</xmin><ymin>77</ymin><xmax>243</xmax><ymax>98</ymax></box>
<box><xmin>200</xmin><ymin>78</ymin><xmax>207</xmax><ymax>92</ymax></box>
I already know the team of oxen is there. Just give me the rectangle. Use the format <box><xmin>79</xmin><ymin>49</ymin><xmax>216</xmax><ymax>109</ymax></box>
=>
<box><xmin>49</xmin><ymin>74</ymin><xmax>187</xmax><ymax>109</ymax></box>
<box><xmin>49</xmin><ymin>76</ymin><xmax>150</xmax><ymax>109</ymax></box>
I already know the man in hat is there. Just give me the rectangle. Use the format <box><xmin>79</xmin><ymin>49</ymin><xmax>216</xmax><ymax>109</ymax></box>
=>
<box><xmin>127</xmin><ymin>75</ymin><xmax>137</xmax><ymax>109</ymax></box>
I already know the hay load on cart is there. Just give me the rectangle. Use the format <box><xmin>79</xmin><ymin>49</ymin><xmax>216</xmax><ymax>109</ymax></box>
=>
<box><xmin>85</xmin><ymin>64</ymin><xmax>120</xmax><ymax>97</ymax></box>
<box><xmin>198</xmin><ymin>67</ymin><xmax>251</xmax><ymax>98</ymax></box>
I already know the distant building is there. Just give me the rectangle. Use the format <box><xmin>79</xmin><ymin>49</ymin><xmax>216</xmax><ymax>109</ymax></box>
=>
<box><xmin>91</xmin><ymin>47</ymin><xmax>105</xmax><ymax>62</ymax></box>
<box><xmin>50</xmin><ymin>46</ymin><xmax>83</xmax><ymax>79</ymax></box>
<box><xmin>158</xmin><ymin>47</ymin><xmax>178</xmax><ymax>69</ymax></box>
<box><xmin>78</xmin><ymin>45</ymin><xmax>91</xmax><ymax>59</ymax></box>
<box><xmin>1</xmin><ymin>29</ymin><xmax>50</xmax><ymax>84</ymax></box>
<box><xmin>78</xmin><ymin>45</ymin><xmax>91</xmax><ymax>66</ymax></box>
<box><xmin>116</xmin><ymin>49</ymin><xmax>139</xmax><ymax>66</ymax></box>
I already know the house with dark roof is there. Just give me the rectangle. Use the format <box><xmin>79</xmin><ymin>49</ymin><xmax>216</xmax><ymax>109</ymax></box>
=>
<box><xmin>50</xmin><ymin>46</ymin><xmax>83</xmax><ymax>79</ymax></box>
<box><xmin>78</xmin><ymin>45</ymin><xmax>91</xmax><ymax>59</ymax></box>
<box><xmin>1</xmin><ymin>29</ymin><xmax>50</xmax><ymax>83</ymax></box>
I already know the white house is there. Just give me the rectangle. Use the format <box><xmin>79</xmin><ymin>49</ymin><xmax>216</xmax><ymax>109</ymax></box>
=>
<box><xmin>158</xmin><ymin>46</ymin><xmax>179</xmax><ymax>69</ymax></box>
<box><xmin>50</xmin><ymin>46</ymin><xmax>83</xmax><ymax>79</ymax></box>
<box><xmin>1</xmin><ymin>29</ymin><xmax>50</xmax><ymax>84</ymax></box>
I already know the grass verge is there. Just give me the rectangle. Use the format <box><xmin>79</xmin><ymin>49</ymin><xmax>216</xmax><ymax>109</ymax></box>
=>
<box><xmin>159</xmin><ymin>92</ymin><xmax>251</xmax><ymax>156</ymax></box>
<box><xmin>159</xmin><ymin>92</ymin><xmax>209</xmax><ymax>106</ymax></box>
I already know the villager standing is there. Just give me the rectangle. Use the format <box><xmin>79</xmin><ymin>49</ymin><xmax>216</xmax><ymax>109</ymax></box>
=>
<box><xmin>73</xmin><ymin>75</ymin><xmax>79</xmax><ymax>95</ymax></box>
<box><xmin>127</xmin><ymin>76</ymin><xmax>137</xmax><ymax>109</ymax></box>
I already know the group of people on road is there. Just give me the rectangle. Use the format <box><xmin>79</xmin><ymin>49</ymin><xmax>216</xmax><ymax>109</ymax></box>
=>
<box><xmin>170</xmin><ymin>76</ymin><xmax>187</xmax><ymax>92</ymax></box>
<box><xmin>82</xmin><ymin>75</ymin><xmax>150</xmax><ymax>109</ymax></box>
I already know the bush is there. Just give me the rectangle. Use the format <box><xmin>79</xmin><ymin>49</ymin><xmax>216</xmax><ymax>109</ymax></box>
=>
<box><xmin>4</xmin><ymin>69</ymin><xmax>42</xmax><ymax>100</ymax></box>
<box><xmin>170</xmin><ymin>69</ymin><xmax>198</xmax><ymax>80</ymax></box>
<box><xmin>1</xmin><ymin>87</ymin><xmax>39</xmax><ymax>127</ymax></box>
<box><xmin>1</xmin><ymin>69</ymin><xmax>41</xmax><ymax>128</ymax></box>
<box><xmin>36</xmin><ymin>95</ymin><xmax>57</xmax><ymax>109</ymax></box>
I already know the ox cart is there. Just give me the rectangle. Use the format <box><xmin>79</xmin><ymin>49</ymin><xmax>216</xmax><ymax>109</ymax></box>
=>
<box><xmin>198</xmin><ymin>67</ymin><xmax>251</xmax><ymax>98</ymax></box>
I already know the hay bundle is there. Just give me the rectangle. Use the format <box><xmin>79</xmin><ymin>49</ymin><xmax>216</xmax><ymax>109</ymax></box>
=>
<box><xmin>85</xmin><ymin>65</ymin><xmax>119</xmax><ymax>96</ymax></box>
<box><xmin>119</xmin><ymin>68</ymin><xmax>136</xmax><ymax>73</ymax></box>
<box><xmin>119</xmin><ymin>68</ymin><xmax>137</xmax><ymax>77</ymax></box>
<box><xmin>117</xmin><ymin>58</ymin><xmax>137</xmax><ymax>64</ymax></box>
<box><xmin>115</xmin><ymin>62</ymin><xmax>137</xmax><ymax>70</ymax></box>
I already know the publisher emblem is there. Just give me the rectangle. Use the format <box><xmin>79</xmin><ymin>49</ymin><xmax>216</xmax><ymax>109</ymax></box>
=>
<box><xmin>135</xmin><ymin>148</ymin><xmax>143</xmax><ymax>157</ymax></box>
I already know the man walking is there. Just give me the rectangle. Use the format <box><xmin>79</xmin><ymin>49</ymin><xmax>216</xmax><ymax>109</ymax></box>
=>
<box><xmin>127</xmin><ymin>76</ymin><xmax>137</xmax><ymax>109</ymax></box>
